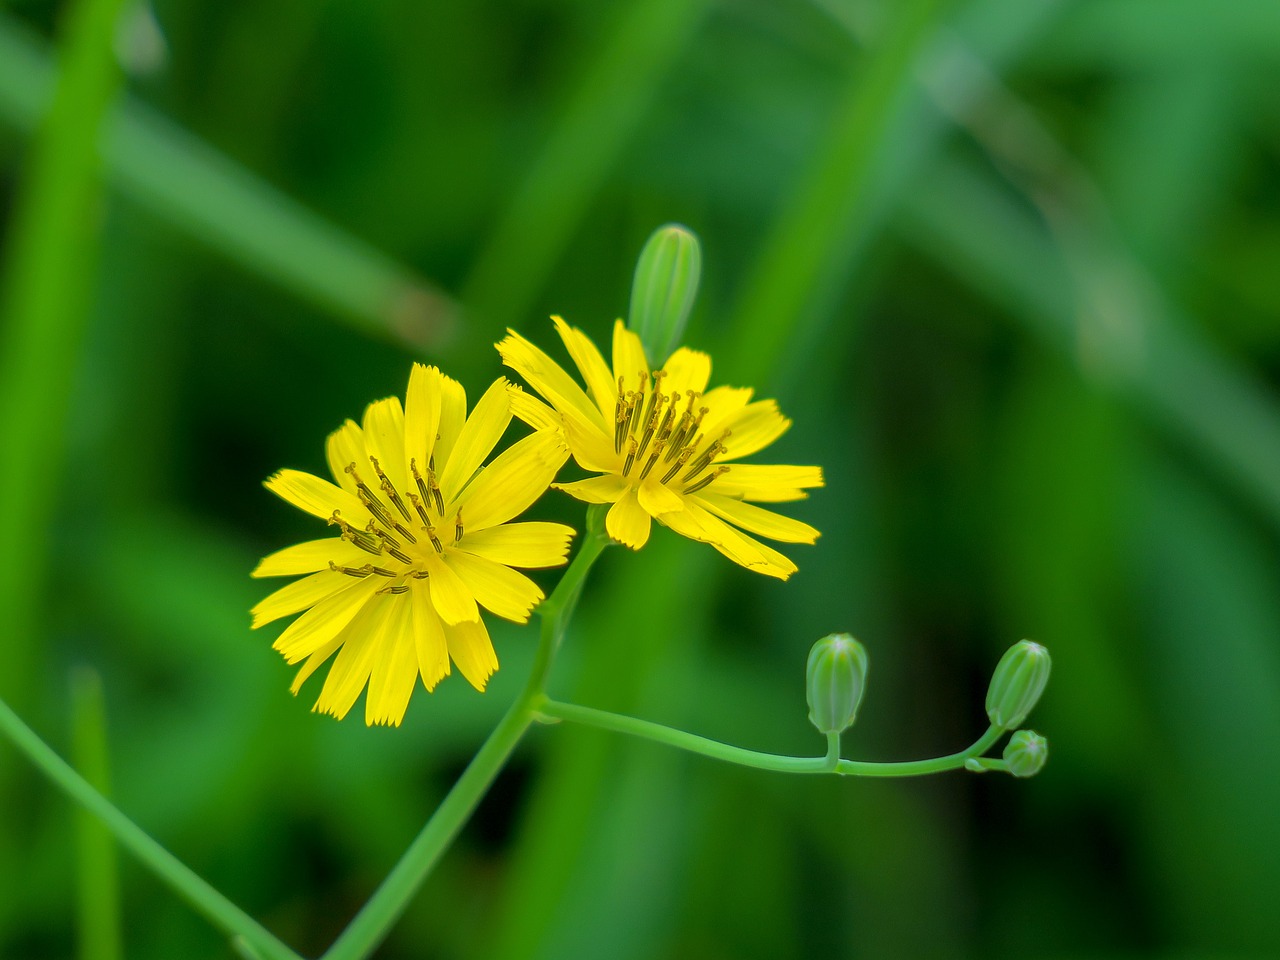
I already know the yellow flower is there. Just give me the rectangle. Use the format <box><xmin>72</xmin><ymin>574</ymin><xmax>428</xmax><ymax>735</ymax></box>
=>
<box><xmin>498</xmin><ymin>318</ymin><xmax>822</xmax><ymax>580</ymax></box>
<box><xmin>251</xmin><ymin>364</ymin><xmax>573</xmax><ymax>726</ymax></box>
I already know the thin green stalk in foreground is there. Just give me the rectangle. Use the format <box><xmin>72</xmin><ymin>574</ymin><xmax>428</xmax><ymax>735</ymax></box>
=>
<box><xmin>0</xmin><ymin>696</ymin><xmax>300</xmax><ymax>960</ymax></box>
<box><xmin>533</xmin><ymin>699</ymin><xmax>1005</xmax><ymax>778</ymax></box>
<box><xmin>320</xmin><ymin>523</ymin><xmax>613</xmax><ymax>960</ymax></box>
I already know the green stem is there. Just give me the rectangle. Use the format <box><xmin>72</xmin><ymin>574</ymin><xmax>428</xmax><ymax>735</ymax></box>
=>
<box><xmin>535</xmin><ymin>699</ymin><xmax>1005</xmax><ymax>778</ymax></box>
<box><xmin>321</xmin><ymin>525</ymin><xmax>611</xmax><ymax>960</ymax></box>
<box><xmin>0</xmin><ymin>697</ymin><xmax>300</xmax><ymax>960</ymax></box>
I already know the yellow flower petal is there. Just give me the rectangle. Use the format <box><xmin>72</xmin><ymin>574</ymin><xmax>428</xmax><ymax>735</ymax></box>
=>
<box><xmin>273</xmin><ymin>576</ymin><xmax>381</xmax><ymax>663</ymax></box>
<box><xmin>425</xmin><ymin>554</ymin><xmax>479</xmax><ymax>625</ymax></box>
<box><xmin>313</xmin><ymin>592</ymin><xmax>396</xmax><ymax>720</ymax></box>
<box><xmin>637</xmin><ymin>479</ymin><xmax>683</xmax><ymax>516</ymax></box>
<box><xmin>694</xmin><ymin>492</ymin><xmax>819</xmax><ymax>544</ymax></box>
<box><xmin>447</xmin><ymin>551</ymin><xmax>545</xmax><ymax>623</ymax></box>
<box><xmin>611</xmin><ymin>319</ymin><xmax>649</xmax><ymax>394</ymax></box>
<box><xmin>660</xmin><ymin>347</ymin><xmax>712</xmax><ymax>397</ymax></box>
<box><xmin>265</xmin><ymin>469</ymin><xmax>366</xmax><ymax>523</ymax></box>
<box><xmin>438</xmin><ymin>377</ymin><xmax>512</xmax><ymax>504</ymax></box>
<box><xmin>499</xmin><ymin>330</ymin><xmax>615</xmax><ymax>471</ymax></box>
<box><xmin>721</xmin><ymin>400</ymin><xmax>791</xmax><ymax>461</ymax></box>
<box><xmin>454</xmin><ymin>522</ymin><xmax>574</xmax><ymax>568</ymax></box>
<box><xmin>445</xmin><ymin>617</ymin><xmax>498</xmax><ymax>691</ymax></box>
<box><xmin>697</xmin><ymin>386</ymin><xmax>754</xmax><ymax>439</ymax></box>
<box><xmin>498</xmin><ymin>328</ymin><xmax>603</xmax><ymax>425</ymax></box>
<box><xmin>411</xmin><ymin>584</ymin><xmax>450</xmax><ymax>691</ymax></box>
<box><xmin>554</xmin><ymin>315</ymin><xmax>616</xmax><ymax>415</ymax></box>
<box><xmin>434</xmin><ymin>373</ymin><xmax>468</xmax><ymax>467</ymax></box>
<box><xmin>290</xmin><ymin>634</ymin><xmax>344</xmax><ymax>694</ymax></box>
<box><xmin>460</xmin><ymin>432</ymin><xmax>568</xmax><ymax>532</ymax></box>
<box><xmin>713</xmin><ymin>464</ymin><xmax>825</xmax><ymax>503</ymax></box>
<box><xmin>606</xmin><ymin>487</ymin><xmax>651</xmax><ymax>549</ymax></box>
<box><xmin>362</xmin><ymin>396</ymin><xmax>411</xmax><ymax>500</ymax></box>
<box><xmin>364</xmin><ymin>596</ymin><xmax>418</xmax><ymax>726</ymax></box>
<box><xmin>252</xmin><ymin>569</ymin><xmax>351</xmax><ymax>628</ymax></box>
<box><xmin>662</xmin><ymin>500</ymin><xmax>797</xmax><ymax>580</ymax></box>
<box><xmin>251</xmin><ymin>538</ymin><xmax>369</xmax><ymax>578</ymax></box>
<box><xmin>404</xmin><ymin>364</ymin><xmax>444</xmax><ymax>481</ymax></box>
<box><xmin>326</xmin><ymin>419</ymin><xmax>365</xmax><ymax>497</ymax></box>
<box><xmin>508</xmin><ymin>384</ymin><xmax>562</xmax><ymax>433</ymax></box>
<box><xmin>553</xmin><ymin>474</ymin><xmax>628</xmax><ymax>504</ymax></box>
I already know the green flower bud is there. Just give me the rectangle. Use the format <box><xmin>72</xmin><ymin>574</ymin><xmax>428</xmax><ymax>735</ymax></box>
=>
<box><xmin>628</xmin><ymin>223</ymin><xmax>701</xmax><ymax>366</ymax></box>
<box><xmin>985</xmin><ymin>640</ymin><xmax>1051</xmax><ymax>730</ymax></box>
<box><xmin>806</xmin><ymin>633</ymin><xmax>869</xmax><ymax>735</ymax></box>
<box><xmin>1003</xmin><ymin>729</ymin><xmax>1048</xmax><ymax>778</ymax></box>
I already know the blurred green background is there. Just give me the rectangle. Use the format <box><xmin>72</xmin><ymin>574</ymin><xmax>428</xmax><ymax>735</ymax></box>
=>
<box><xmin>3</xmin><ymin>0</ymin><xmax>1280</xmax><ymax>957</ymax></box>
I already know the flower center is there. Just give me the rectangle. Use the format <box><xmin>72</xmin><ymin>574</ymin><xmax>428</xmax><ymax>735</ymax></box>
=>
<box><xmin>324</xmin><ymin>455</ymin><xmax>463</xmax><ymax>592</ymax></box>
<box><xmin>613</xmin><ymin>369</ymin><xmax>731</xmax><ymax>495</ymax></box>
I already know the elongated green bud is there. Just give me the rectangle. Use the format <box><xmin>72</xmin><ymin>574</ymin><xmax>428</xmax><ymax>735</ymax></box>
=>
<box><xmin>628</xmin><ymin>223</ymin><xmax>701</xmax><ymax>365</ymax></box>
<box><xmin>806</xmin><ymin>633</ymin><xmax>869</xmax><ymax>735</ymax></box>
<box><xmin>985</xmin><ymin>640</ymin><xmax>1051</xmax><ymax>730</ymax></box>
<box><xmin>1003</xmin><ymin>730</ymin><xmax>1048</xmax><ymax>778</ymax></box>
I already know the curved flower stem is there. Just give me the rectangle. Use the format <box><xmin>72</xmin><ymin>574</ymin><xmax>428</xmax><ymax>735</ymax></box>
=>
<box><xmin>533</xmin><ymin>698</ymin><xmax>1006</xmax><ymax>778</ymax></box>
<box><xmin>320</xmin><ymin>523</ymin><xmax>612</xmax><ymax>960</ymax></box>
<box><xmin>0</xmin><ymin>697</ymin><xmax>301</xmax><ymax>960</ymax></box>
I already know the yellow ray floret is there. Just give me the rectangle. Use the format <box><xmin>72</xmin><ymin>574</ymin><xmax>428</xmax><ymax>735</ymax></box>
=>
<box><xmin>498</xmin><ymin>317</ymin><xmax>822</xmax><ymax>580</ymax></box>
<box><xmin>252</xmin><ymin>364</ymin><xmax>574</xmax><ymax>726</ymax></box>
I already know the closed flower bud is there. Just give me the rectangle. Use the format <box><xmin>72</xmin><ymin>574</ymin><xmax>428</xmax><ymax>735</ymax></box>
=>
<box><xmin>628</xmin><ymin>223</ymin><xmax>701</xmax><ymax>366</ymax></box>
<box><xmin>806</xmin><ymin>633</ymin><xmax>869</xmax><ymax>735</ymax></box>
<box><xmin>1003</xmin><ymin>729</ymin><xmax>1048</xmax><ymax>778</ymax></box>
<box><xmin>985</xmin><ymin>640</ymin><xmax>1051</xmax><ymax>730</ymax></box>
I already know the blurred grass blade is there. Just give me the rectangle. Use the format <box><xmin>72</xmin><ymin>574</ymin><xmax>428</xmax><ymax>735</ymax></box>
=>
<box><xmin>71</xmin><ymin>668</ymin><xmax>123</xmax><ymax>960</ymax></box>
<box><xmin>727</xmin><ymin>0</ymin><xmax>949</xmax><ymax>385</ymax></box>
<box><xmin>901</xmin><ymin>154</ymin><xmax>1280</xmax><ymax>533</ymax></box>
<box><xmin>461</xmin><ymin>0</ymin><xmax>708</xmax><ymax>333</ymax></box>
<box><xmin>0</xmin><ymin>0</ymin><xmax>127</xmax><ymax>708</ymax></box>
<box><xmin>0</xmin><ymin>14</ymin><xmax>455</xmax><ymax>350</ymax></box>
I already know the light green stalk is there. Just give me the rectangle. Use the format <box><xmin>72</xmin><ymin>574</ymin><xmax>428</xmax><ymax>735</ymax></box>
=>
<box><xmin>71</xmin><ymin>669</ymin><xmax>123</xmax><ymax>960</ymax></box>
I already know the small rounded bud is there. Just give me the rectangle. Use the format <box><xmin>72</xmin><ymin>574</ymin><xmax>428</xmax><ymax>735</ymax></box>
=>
<box><xmin>985</xmin><ymin>640</ymin><xmax>1051</xmax><ymax>730</ymax></box>
<box><xmin>1003</xmin><ymin>729</ymin><xmax>1048</xmax><ymax>778</ymax></box>
<box><xmin>806</xmin><ymin>633</ymin><xmax>869</xmax><ymax>735</ymax></box>
<box><xmin>628</xmin><ymin>223</ymin><xmax>702</xmax><ymax>366</ymax></box>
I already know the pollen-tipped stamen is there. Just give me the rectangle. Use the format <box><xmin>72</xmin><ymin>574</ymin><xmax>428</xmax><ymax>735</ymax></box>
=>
<box><xmin>370</xmin><ymin>457</ymin><xmax>413</xmax><ymax>523</ymax></box>
<box><xmin>455</xmin><ymin>511</ymin><xmax>464</xmax><ymax>542</ymax></box>
<box><xmin>683</xmin><ymin>465</ymin><xmax>729</xmax><ymax>496</ymax></box>
<box><xmin>329</xmin><ymin>561</ymin><xmax>373</xmax><ymax>578</ymax></box>
<box><xmin>424</xmin><ymin>526</ymin><xmax>445</xmax><ymax>554</ymax></box>
<box><xmin>638</xmin><ymin>439</ymin><xmax>667</xmax><ymax>481</ymax></box>
<box><xmin>660</xmin><ymin>448</ymin><xmax>693</xmax><ymax>485</ymax></box>
<box><xmin>622</xmin><ymin>437</ymin><xmax>639</xmax><ymax>477</ymax></box>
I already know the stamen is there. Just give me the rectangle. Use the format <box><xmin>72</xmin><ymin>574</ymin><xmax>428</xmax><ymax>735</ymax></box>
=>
<box><xmin>660</xmin><ymin>448</ymin><xmax>693</xmax><ymax>485</ymax></box>
<box><xmin>640</xmin><ymin>370</ymin><xmax>664</xmax><ymax>428</ymax></box>
<box><xmin>429</xmin><ymin>471</ymin><xmax>445</xmax><ymax>516</ymax></box>
<box><xmin>411</xmin><ymin>460</ymin><xmax>432</xmax><ymax>516</ymax></box>
<box><xmin>384</xmin><ymin>543</ymin><xmax>413</xmax><ymax>565</ymax></box>
<box><xmin>330</xmin><ymin>511</ymin><xmax>382</xmax><ymax>555</ymax></box>
<box><xmin>638</xmin><ymin>439</ymin><xmax>667</xmax><ymax>481</ymax></box>
<box><xmin>370</xmin><ymin>456</ymin><xmax>412</xmax><ymax>522</ymax></box>
<box><xmin>366</xmin><ymin>519</ymin><xmax>400</xmax><ymax>550</ymax></box>
<box><xmin>683</xmin><ymin>466</ymin><xmax>729</xmax><ymax>496</ymax></box>
<box><xmin>377</xmin><ymin>583</ymin><xmax>411</xmax><ymax>595</ymax></box>
<box><xmin>622</xmin><ymin>437</ymin><xmax>639</xmax><ymax>477</ymax></box>
<box><xmin>369</xmin><ymin>565</ymin><xmax>398</xmax><ymax>578</ymax></box>
<box><xmin>329</xmin><ymin>561</ymin><xmax>372</xmax><ymax>578</ymax></box>
<box><xmin>391</xmin><ymin>518</ymin><xmax>418</xmax><ymax>545</ymax></box>
<box><xmin>455</xmin><ymin>511</ymin><xmax>464</xmax><ymax>542</ymax></box>
<box><xmin>423</xmin><ymin>525</ymin><xmax>445</xmax><ymax>554</ymax></box>
<box><xmin>408</xmin><ymin>491</ymin><xmax>431</xmax><ymax>525</ymax></box>
<box><xmin>682</xmin><ymin>442</ymin><xmax>723</xmax><ymax>481</ymax></box>
<box><xmin>636</xmin><ymin>396</ymin><xmax>662</xmax><ymax>460</ymax></box>
<box><xmin>620</xmin><ymin>394</ymin><xmax>638</xmax><ymax>446</ymax></box>
<box><xmin>357</xmin><ymin>489</ymin><xmax>395</xmax><ymax>530</ymax></box>
<box><xmin>665</xmin><ymin>413</ymin><xmax>693</xmax><ymax>462</ymax></box>
<box><xmin>409</xmin><ymin>569</ymin><xmax>430</xmax><ymax>579</ymax></box>
<box><xmin>614</xmin><ymin>377</ymin><xmax>627</xmax><ymax>454</ymax></box>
